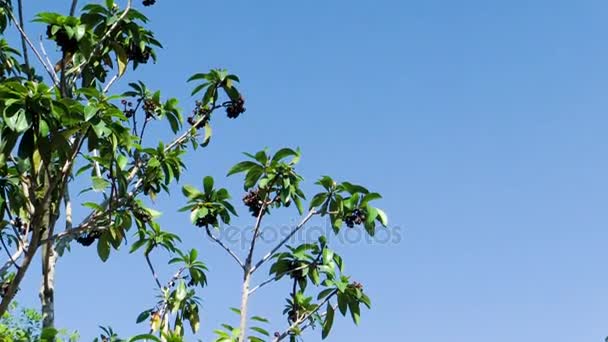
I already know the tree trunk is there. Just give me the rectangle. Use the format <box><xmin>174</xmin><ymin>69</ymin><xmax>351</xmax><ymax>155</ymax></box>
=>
<box><xmin>40</xmin><ymin>241</ymin><xmax>57</xmax><ymax>329</ymax></box>
<box><xmin>238</xmin><ymin>270</ymin><xmax>252</xmax><ymax>342</ymax></box>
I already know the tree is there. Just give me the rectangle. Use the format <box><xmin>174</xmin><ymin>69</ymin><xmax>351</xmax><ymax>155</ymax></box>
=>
<box><xmin>0</xmin><ymin>0</ymin><xmax>388</xmax><ymax>341</ymax></box>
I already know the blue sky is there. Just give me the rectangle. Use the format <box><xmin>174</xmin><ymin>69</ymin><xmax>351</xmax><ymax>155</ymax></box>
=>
<box><xmin>11</xmin><ymin>0</ymin><xmax>608</xmax><ymax>341</ymax></box>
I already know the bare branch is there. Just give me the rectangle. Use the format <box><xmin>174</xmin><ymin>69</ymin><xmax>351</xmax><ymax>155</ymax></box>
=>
<box><xmin>69</xmin><ymin>0</ymin><xmax>79</xmax><ymax>16</ymax></box>
<box><xmin>0</xmin><ymin>235</ymin><xmax>19</xmax><ymax>270</ymax></box>
<box><xmin>0</xmin><ymin>243</ymin><xmax>26</xmax><ymax>275</ymax></box>
<box><xmin>251</xmin><ymin>209</ymin><xmax>318</xmax><ymax>273</ymax></box>
<box><xmin>145</xmin><ymin>253</ymin><xmax>163</xmax><ymax>289</ymax></box>
<box><xmin>205</xmin><ymin>227</ymin><xmax>244</xmax><ymax>269</ymax></box>
<box><xmin>102</xmin><ymin>74</ymin><xmax>119</xmax><ymax>93</ymax></box>
<box><xmin>249</xmin><ymin>262</ymin><xmax>313</xmax><ymax>295</ymax></box>
<box><xmin>16</xmin><ymin>0</ymin><xmax>29</xmax><ymax>68</ymax></box>
<box><xmin>6</xmin><ymin>5</ymin><xmax>59</xmax><ymax>86</ymax></box>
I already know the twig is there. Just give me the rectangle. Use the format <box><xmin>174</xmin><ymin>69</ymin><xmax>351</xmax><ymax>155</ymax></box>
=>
<box><xmin>69</xmin><ymin>0</ymin><xmax>79</xmax><ymax>16</ymax></box>
<box><xmin>251</xmin><ymin>209</ymin><xmax>318</xmax><ymax>273</ymax></box>
<box><xmin>16</xmin><ymin>0</ymin><xmax>29</xmax><ymax>71</ymax></box>
<box><xmin>145</xmin><ymin>253</ymin><xmax>163</xmax><ymax>289</ymax></box>
<box><xmin>205</xmin><ymin>227</ymin><xmax>244</xmax><ymax>269</ymax></box>
<box><xmin>102</xmin><ymin>74</ymin><xmax>119</xmax><ymax>93</ymax></box>
<box><xmin>6</xmin><ymin>5</ymin><xmax>59</xmax><ymax>86</ymax></box>
<box><xmin>249</xmin><ymin>263</ymin><xmax>313</xmax><ymax>295</ymax></box>
<box><xmin>38</xmin><ymin>37</ymin><xmax>56</xmax><ymax>80</ymax></box>
<box><xmin>0</xmin><ymin>235</ymin><xmax>19</xmax><ymax>270</ymax></box>
<box><xmin>0</xmin><ymin>243</ymin><xmax>27</xmax><ymax>275</ymax></box>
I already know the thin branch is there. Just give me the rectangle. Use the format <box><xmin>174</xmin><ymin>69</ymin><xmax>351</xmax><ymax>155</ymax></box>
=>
<box><xmin>38</xmin><ymin>37</ymin><xmax>57</xmax><ymax>80</ymax></box>
<box><xmin>69</xmin><ymin>0</ymin><xmax>79</xmax><ymax>16</ymax></box>
<box><xmin>145</xmin><ymin>253</ymin><xmax>163</xmax><ymax>289</ymax></box>
<box><xmin>205</xmin><ymin>227</ymin><xmax>244</xmax><ymax>269</ymax></box>
<box><xmin>16</xmin><ymin>0</ymin><xmax>29</xmax><ymax>70</ymax></box>
<box><xmin>6</xmin><ymin>6</ymin><xmax>59</xmax><ymax>86</ymax></box>
<box><xmin>251</xmin><ymin>209</ymin><xmax>318</xmax><ymax>273</ymax></box>
<box><xmin>0</xmin><ymin>235</ymin><xmax>19</xmax><ymax>270</ymax></box>
<box><xmin>273</xmin><ymin>290</ymin><xmax>338</xmax><ymax>342</ymax></box>
<box><xmin>249</xmin><ymin>263</ymin><xmax>313</xmax><ymax>295</ymax></box>
<box><xmin>0</xmin><ymin>243</ymin><xmax>26</xmax><ymax>275</ymax></box>
<box><xmin>102</xmin><ymin>74</ymin><xmax>119</xmax><ymax>93</ymax></box>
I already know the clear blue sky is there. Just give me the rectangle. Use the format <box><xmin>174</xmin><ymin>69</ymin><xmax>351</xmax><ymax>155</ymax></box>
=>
<box><xmin>12</xmin><ymin>0</ymin><xmax>608</xmax><ymax>341</ymax></box>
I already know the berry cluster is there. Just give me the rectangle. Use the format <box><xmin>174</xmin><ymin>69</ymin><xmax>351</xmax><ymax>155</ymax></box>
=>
<box><xmin>46</xmin><ymin>26</ymin><xmax>77</xmax><ymax>53</ymax></box>
<box><xmin>142</xmin><ymin>0</ymin><xmax>156</xmax><ymax>6</ymax></box>
<box><xmin>194</xmin><ymin>210</ymin><xmax>218</xmax><ymax>228</ymax></box>
<box><xmin>127</xmin><ymin>43</ymin><xmax>152</xmax><ymax>64</ymax></box>
<box><xmin>121</xmin><ymin>99</ymin><xmax>135</xmax><ymax>118</ymax></box>
<box><xmin>351</xmin><ymin>281</ymin><xmax>364</xmax><ymax>290</ymax></box>
<box><xmin>344</xmin><ymin>208</ymin><xmax>366</xmax><ymax>228</ymax></box>
<box><xmin>225</xmin><ymin>96</ymin><xmax>246</xmax><ymax>119</ymax></box>
<box><xmin>142</xmin><ymin>98</ymin><xmax>158</xmax><ymax>119</ymax></box>
<box><xmin>75</xmin><ymin>230</ymin><xmax>101</xmax><ymax>246</ymax></box>
<box><xmin>243</xmin><ymin>189</ymin><xmax>263</xmax><ymax>217</ymax></box>
<box><xmin>187</xmin><ymin>101</ymin><xmax>211</xmax><ymax>129</ymax></box>
<box><xmin>13</xmin><ymin>216</ymin><xmax>26</xmax><ymax>235</ymax></box>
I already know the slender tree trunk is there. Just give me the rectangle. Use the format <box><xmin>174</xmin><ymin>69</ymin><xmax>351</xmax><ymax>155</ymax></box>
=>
<box><xmin>238</xmin><ymin>268</ymin><xmax>252</xmax><ymax>342</ymax></box>
<box><xmin>40</xmin><ymin>241</ymin><xmax>57</xmax><ymax>329</ymax></box>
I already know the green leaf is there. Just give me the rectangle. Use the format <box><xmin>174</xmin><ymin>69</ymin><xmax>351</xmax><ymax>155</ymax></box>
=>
<box><xmin>136</xmin><ymin>310</ymin><xmax>152</xmax><ymax>323</ymax></box>
<box><xmin>175</xmin><ymin>281</ymin><xmax>187</xmax><ymax>301</ymax></box>
<box><xmin>337</xmin><ymin>293</ymin><xmax>348</xmax><ymax>315</ymax></box>
<box><xmin>92</xmin><ymin>176</ymin><xmax>110</xmax><ymax>192</ymax></box>
<box><xmin>323</xmin><ymin>249</ymin><xmax>334</xmax><ymax>265</ymax></box>
<box><xmin>182</xmin><ymin>185</ymin><xmax>201</xmax><ymax>199</ymax></box>
<box><xmin>75</xmin><ymin>24</ymin><xmax>86</xmax><ymax>41</ymax></box>
<box><xmin>309</xmin><ymin>193</ymin><xmax>328</xmax><ymax>209</ymax></box>
<box><xmin>365</xmin><ymin>206</ymin><xmax>378</xmax><ymax>225</ymax></box>
<box><xmin>227</xmin><ymin>161</ymin><xmax>258</xmax><ymax>176</ymax></box>
<box><xmin>84</xmin><ymin>105</ymin><xmax>97</xmax><ymax>121</ymax></box>
<box><xmin>250</xmin><ymin>327</ymin><xmax>269</xmax><ymax>336</ymax></box>
<box><xmin>115</xmin><ymin>43</ymin><xmax>128</xmax><ymax>77</ymax></box>
<box><xmin>97</xmin><ymin>233</ymin><xmax>110</xmax><ymax>262</ymax></box>
<box><xmin>271</xmin><ymin>148</ymin><xmax>298</xmax><ymax>163</ymax></box>
<box><xmin>128</xmin><ymin>334</ymin><xmax>162</xmax><ymax>342</ymax></box>
<box><xmin>348</xmin><ymin>300</ymin><xmax>361</xmax><ymax>325</ymax></box>
<box><xmin>251</xmin><ymin>316</ymin><xmax>270</xmax><ymax>323</ymax></box>
<box><xmin>244</xmin><ymin>167</ymin><xmax>263</xmax><ymax>190</ymax></box>
<box><xmin>203</xmin><ymin>176</ymin><xmax>214</xmax><ymax>194</ymax></box>
<box><xmin>322</xmin><ymin>304</ymin><xmax>334</xmax><ymax>339</ymax></box>
<box><xmin>317</xmin><ymin>288</ymin><xmax>334</xmax><ymax>300</ymax></box>
<box><xmin>376</xmin><ymin>208</ymin><xmax>388</xmax><ymax>227</ymax></box>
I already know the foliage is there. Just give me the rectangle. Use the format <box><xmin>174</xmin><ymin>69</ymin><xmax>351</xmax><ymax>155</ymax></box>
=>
<box><xmin>0</xmin><ymin>0</ymin><xmax>388</xmax><ymax>341</ymax></box>
<box><xmin>0</xmin><ymin>303</ymin><xmax>78</xmax><ymax>341</ymax></box>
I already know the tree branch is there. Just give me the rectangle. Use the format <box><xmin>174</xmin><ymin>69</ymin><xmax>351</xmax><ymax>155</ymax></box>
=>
<box><xmin>0</xmin><ymin>234</ymin><xmax>19</xmax><ymax>270</ymax></box>
<box><xmin>69</xmin><ymin>0</ymin><xmax>79</xmax><ymax>16</ymax></box>
<box><xmin>145</xmin><ymin>253</ymin><xmax>163</xmax><ymax>289</ymax></box>
<box><xmin>6</xmin><ymin>4</ymin><xmax>59</xmax><ymax>86</ymax></box>
<box><xmin>251</xmin><ymin>208</ymin><xmax>318</xmax><ymax>274</ymax></box>
<box><xmin>15</xmin><ymin>0</ymin><xmax>29</xmax><ymax>71</ymax></box>
<box><xmin>205</xmin><ymin>226</ymin><xmax>244</xmax><ymax>269</ymax></box>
